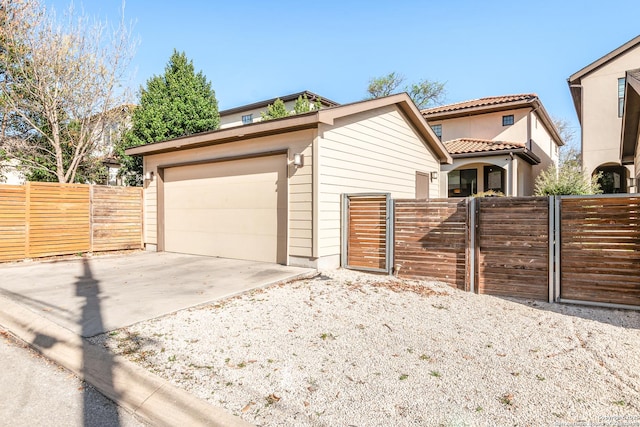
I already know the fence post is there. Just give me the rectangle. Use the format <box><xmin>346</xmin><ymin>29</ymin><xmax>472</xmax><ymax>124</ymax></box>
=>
<box><xmin>468</xmin><ymin>197</ymin><xmax>477</xmax><ymax>293</ymax></box>
<box><xmin>548</xmin><ymin>196</ymin><xmax>555</xmax><ymax>303</ymax></box>
<box><xmin>386</xmin><ymin>195</ymin><xmax>394</xmax><ymax>275</ymax></box>
<box><xmin>554</xmin><ymin>196</ymin><xmax>562</xmax><ymax>302</ymax></box>
<box><xmin>24</xmin><ymin>182</ymin><xmax>31</xmax><ymax>258</ymax></box>
<box><xmin>340</xmin><ymin>194</ymin><xmax>348</xmax><ymax>268</ymax></box>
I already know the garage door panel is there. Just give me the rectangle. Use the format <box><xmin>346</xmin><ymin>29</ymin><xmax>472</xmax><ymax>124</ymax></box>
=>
<box><xmin>163</xmin><ymin>155</ymin><xmax>287</xmax><ymax>264</ymax></box>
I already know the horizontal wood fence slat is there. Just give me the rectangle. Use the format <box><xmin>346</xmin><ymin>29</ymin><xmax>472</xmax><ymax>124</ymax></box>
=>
<box><xmin>354</xmin><ymin>194</ymin><xmax>638</xmax><ymax>308</ymax></box>
<box><xmin>0</xmin><ymin>182</ymin><xmax>143</xmax><ymax>262</ymax></box>
<box><xmin>346</xmin><ymin>196</ymin><xmax>388</xmax><ymax>271</ymax></box>
<box><xmin>560</xmin><ymin>196</ymin><xmax>640</xmax><ymax>306</ymax></box>
<box><xmin>394</xmin><ymin>199</ymin><xmax>468</xmax><ymax>289</ymax></box>
<box><xmin>476</xmin><ymin>197</ymin><xmax>549</xmax><ymax>300</ymax></box>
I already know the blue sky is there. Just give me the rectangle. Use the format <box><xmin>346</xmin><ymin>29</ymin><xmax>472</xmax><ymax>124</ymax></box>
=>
<box><xmin>47</xmin><ymin>0</ymin><xmax>640</xmax><ymax>138</ymax></box>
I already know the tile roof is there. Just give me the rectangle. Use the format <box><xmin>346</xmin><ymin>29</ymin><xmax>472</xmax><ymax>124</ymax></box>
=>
<box><xmin>422</xmin><ymin>94</ymin><xmax>538</xmax><ymax>116</ymax></box>
<box><xmin>444</xmin><ymin>138</ymin><xmax>525</xmax><ymax>155</ymax></box>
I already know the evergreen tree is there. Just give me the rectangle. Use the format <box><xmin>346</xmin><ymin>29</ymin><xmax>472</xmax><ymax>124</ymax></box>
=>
<box><xmin>117</xmin><ymin>50</ymin><xmax>219</xmax><ymax>185</ymax></box>
<box><xmin>260</xmin><ymin>98</ymin><xmax>289</xmax><ymax>121</ymax></box>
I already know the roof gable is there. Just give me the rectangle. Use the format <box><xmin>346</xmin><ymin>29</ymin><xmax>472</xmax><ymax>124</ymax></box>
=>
<box><xmin>422</xmin><ymin>94</ymin><xmax>563</xmax><ymax>147</ymax></box>
<box><xmin>125</xmin><ymin>93</ymin><xmax>452</xmax><ymax>163</ymax></box>
<box><xmin>568</xmin><ymin>35</ymin><xmax>640</xmax><ymax>84</ymax></box>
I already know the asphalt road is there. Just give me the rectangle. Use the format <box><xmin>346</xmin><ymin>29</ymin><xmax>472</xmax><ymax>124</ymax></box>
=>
<box><xmin>0</xmin><ymin>328</ymin><xmax>148</xmax><ymax>427</ymax></box>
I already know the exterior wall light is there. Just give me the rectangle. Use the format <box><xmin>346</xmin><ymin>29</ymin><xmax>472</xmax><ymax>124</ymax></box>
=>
<box><xmin>144</xmin><ymin>171</ymin><xmax>154</xmax><ymax>181</ymax></box>
<box><xmin>293</xmin><ymin>153</ymin><xmax>304</xmax><ymax>168</ymax></box>
<box><xmin>430</xmin><ymin>171</ymin><xmax>438</xmax><ymax>182</ymax></box>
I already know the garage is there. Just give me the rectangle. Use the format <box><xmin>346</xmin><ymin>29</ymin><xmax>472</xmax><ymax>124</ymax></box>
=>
<box><xmin>163</xmin><ymin>154</ymin><xmax>287</xmax><ymax>264</ymax></box>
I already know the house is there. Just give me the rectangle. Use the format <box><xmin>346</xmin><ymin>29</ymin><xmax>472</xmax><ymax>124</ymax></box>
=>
<box><xmin>568</xmin><ymin>35</ymin><xmax>640</xmax><ymax>193</ymax></box>
<box><xmin>218</xmin><ymin>90</ymin><xmax>339</xmax><ymax>129</ymax></box>
<box><xmin>125</xmin><ymin>93</ymin><xmax>451</xmax><ymax>269</ymax></box>
<box><xmin>620</xmin><ymin>68</ymin><xmax>640</xmax><ymax>187</ymax></box>
<box><xmin>422</xmin><ymin>94</ymin><xmax>563</xmax><ymax>197</ymax></box>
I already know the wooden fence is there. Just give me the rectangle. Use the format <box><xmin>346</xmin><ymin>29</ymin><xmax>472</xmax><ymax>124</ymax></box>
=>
<box><xmin>394</xmin><ymin>199</ymin><xmax>468</xmax><ymax>289</ymax></box>
<box><xmin>0</xmin><ymin>182</ymin><xmax>143</xmax><ymax>262</ymax></box>
<box><xmin>344</xmin><ymin>194</ymin><xmax>640</xmax><ymax>309</ymax></box>
<box><xmin>559</xmin><ymin>195</ymin><xmax>640</xmax><ymax>306</ymax></box>
<box><xmin>476</xmin><ymin>197</ymin><xmax>549</xmax><ymax>300</ymax></box>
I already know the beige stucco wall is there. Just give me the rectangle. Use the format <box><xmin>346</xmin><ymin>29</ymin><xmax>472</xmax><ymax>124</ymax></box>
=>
<box><xmin>580</xmin><ymin>44</ymin><xmax>640</xmax><ymax>176</ymax></box>
<box><xmin>142</xmin><ymin>129</ymin><xmax>314</xmax><ymax>263</ymax></box>
<box><xmin>432</xmin><ymin>109</ymin><xmax>529</xmax><ymax>143</ymax></box>
<box><xmin>219</xmin><ymin>99</ymin><xmax>305</xmax><ymax>129</ymax></box>
<box><xmin>529</xmin><ymin>111</ymin><xmax>559</xmax><ymax>178</ymax></box>
<box><xmin>316</xmin><ymin>105</ymin><xmax>441</xmax><ymax>260</ymax></box>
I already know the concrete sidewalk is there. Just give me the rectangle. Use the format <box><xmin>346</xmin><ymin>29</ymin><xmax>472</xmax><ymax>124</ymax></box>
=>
<box><xmin>1</xmin><ymin>328</ymin><xmax>147</xmax><ymax>427</ymax></box>
<box><xmin>0</xmin><ymin>253</ymin><xmax>314</xmax><ymax>426</ymax></box>
<box><xmin>0</xmin><ymin>252</ymin><xmax>313</xmax><ymax>337</ymax></box>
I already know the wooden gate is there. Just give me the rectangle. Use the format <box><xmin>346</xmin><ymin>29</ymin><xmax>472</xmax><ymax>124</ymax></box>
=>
<box><xmin>475</xmin><ymin>197</ymin><xmax>550</xmax><ymax>300</ymax></box>
<box><xmin>341</xmin><ymin>194</ymin><xmax>391</xmax><ymax>273</ymax></box>
<box><xmin>558</xmin><ymin>195</ymin><xmax>640</xmax><ymax>307</ymax></box>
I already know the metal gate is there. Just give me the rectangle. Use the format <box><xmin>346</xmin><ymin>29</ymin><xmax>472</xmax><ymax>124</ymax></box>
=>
<box><xmin>341</xmin><ymin>194</ymin><xmax>392</xmax><ymax>273</ymax></box>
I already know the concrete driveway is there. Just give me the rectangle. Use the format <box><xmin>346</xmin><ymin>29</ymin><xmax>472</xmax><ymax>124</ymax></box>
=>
<box><xmin>0</xmin><ymin>252</ymin><xmax>314</xmax><ymax>337</ymax></box>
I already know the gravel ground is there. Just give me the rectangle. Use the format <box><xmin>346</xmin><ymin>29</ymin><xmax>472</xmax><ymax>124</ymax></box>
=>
<box><xmin>91</xmin><ymin>269</ymin><xmax>640</xmax><ymax>427</ymax></box>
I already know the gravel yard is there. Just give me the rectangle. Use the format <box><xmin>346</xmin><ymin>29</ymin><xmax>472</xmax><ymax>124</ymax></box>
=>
<box><xmin>91</xmin><ymin>269</ymin><xmax>640</xmax><ymax>426</ymax></box>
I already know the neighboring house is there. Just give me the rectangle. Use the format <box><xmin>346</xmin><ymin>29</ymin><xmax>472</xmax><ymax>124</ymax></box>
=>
<box><xmin>0</xmin><ymin>159</ymin><xmax>26</xmax><ymax>185</ymax></box>
<box><xmin>218</xmin><ymin>90</ymin><xmax>339</xmax><ymax>129</ymax></box>
<box><xmin>621</xmin><ymin>68</ymin><xmax>640</xmax><ymax>187</ymax></box>
<box><xmin>97</xmin><ymin>104</ymin><xmax>135</xmax><ymax>186</ymax></box>
<box><xmin>568</xmin><ymin>35</ymin><xmax>640</xmax><ymax>193</ymax></box>
<box><xmin>126</xmin><ymin>93</ymin><xmax>451</xmax><ymax>269</ymax></box>
<box><xmin>422</xmin><ymin>94</ymin><xmax>563</xmax><ymax>197</ymax></box>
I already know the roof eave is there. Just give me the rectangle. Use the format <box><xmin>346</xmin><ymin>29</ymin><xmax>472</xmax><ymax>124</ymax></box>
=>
<box><xmin>450</xmin><ymin>148</ymin><xmax>540</xmax><ymax>165</ymax></box>
<box><xmin>219</xmin><ymin>90</ymin><xmax>339</xmax><ymax>116</ymax></box>
<box><xmin>422</xmin><ymin>98</ymin><xmax>535</xmax><ymax>120</ymax></box>
<box><xmin>125</xmin><ymin>113</ymin><xmax>321</xmax><ymax>156</ymax></box>
<box><xmin>569</xmin><ymin>35</ymin><xmax>640</xmax><ymax>83</ymax></box>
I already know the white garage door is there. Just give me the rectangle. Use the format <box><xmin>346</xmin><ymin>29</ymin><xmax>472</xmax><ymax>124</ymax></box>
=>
<box><xmin>163</xmin><ymin>155</ymin><xmax>287</xmax><ymax>264</ymax></box>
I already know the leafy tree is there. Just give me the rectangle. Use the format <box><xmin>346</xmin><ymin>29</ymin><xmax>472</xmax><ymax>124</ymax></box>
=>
<box><xmin>260</xmin><ymin>98</ymin><xmax>290</xmax><ymax>121</ymax></box>
<box><xmin>365</xmin><ymin>72</ymin><xmax>446</xmax><ymax>109</ymax></box>
<box><xmin>293</xmin><ymin>94</ymin><xmax>322</xmax><ymax>115</ymax></box>
<box><xmin>0</xmin><ymin>0</ymin><xmax>135</xmax><ymax>183</ymax></box>
<box><xmin>117</xmin><ymin>50</ymin><xmax>220</xmax><ymax>185</ymax></box>
<box><xmin>552</xmin><ymin>116</ymin><xmax>580</xmax><ymax>163</ymax></box>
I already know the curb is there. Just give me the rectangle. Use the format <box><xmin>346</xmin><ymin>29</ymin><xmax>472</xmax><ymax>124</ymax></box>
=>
<box><xmin>0</xmin><ymin>294</ymin><xmax>253</xmax><ymax>427</ymax></box>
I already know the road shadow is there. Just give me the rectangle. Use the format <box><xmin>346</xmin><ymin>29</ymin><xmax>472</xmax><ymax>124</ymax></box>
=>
<box><xmin>75</xmin><ymin>259</ymin><xmax>121</xmax><ymax>427</ymax></box>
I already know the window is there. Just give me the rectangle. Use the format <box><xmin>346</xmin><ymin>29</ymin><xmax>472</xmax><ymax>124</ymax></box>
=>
<box><xmin>242</xmin><ymin>114</ymin><xmax>253</xmax><ymax>125</ymax></box>
<box><xmin>618</xmin><ymin>78</ymin><xmax>626</xmax><ymax>118</ymax></box>
<box><xmin>430</xmin><ymin>124</ymin><xmax>442</xmax><ymax>141</ymax></box>
<box><xmin>483</xmin><ymin>165</ymin><xmax>505</xmax><ymax>194</ymax></box>
<box><xmin>502</xmin><ymin>115</ymin><xmax>514</xmax><ymax>126</ymax></box>
<box><xmin>448</xmin><ymin>168</ymin><xmax>477</xmax><ymax>197</ymax></box>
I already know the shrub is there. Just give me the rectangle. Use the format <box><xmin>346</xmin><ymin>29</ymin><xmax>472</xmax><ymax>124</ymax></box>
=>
<box><xmin>534</xmin><ymin>159</ymin><xmax>601</xmax><ymax>196</ymax></box>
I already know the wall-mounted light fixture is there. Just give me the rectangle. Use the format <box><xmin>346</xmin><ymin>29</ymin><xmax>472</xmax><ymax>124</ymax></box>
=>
<box><xmin>144</xmin><ymin>171</ymin><xmax>154</xmax><ymax>181</ymax></box>
<box><xmin>293</xmin><ymin>153</ymin><xmax>304</xmax><ymax>168</ymax></box>
<box><xmin>430</xmin><ymin>171</ymin><xmax>438</xmax><ymax>182</ymax></box>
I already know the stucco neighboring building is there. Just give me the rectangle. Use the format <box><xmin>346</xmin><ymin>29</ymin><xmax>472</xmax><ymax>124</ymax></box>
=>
<box><xmin>568</xmin><ymin>35</ymin><xmax>640</xmax><ymax>193</ymax></box>
<box><xmin>218</xmin><ymin>90</ymin><xmax>339</xmax><ymax>129</ymax></box>
<box><xmin>126</xmin><ymin>94</ymin><xmax>451</xmax><ymax>269</ymax></box>
<box><xmin>422</xmin><ymin>94</ymin><xmax>563</xmax><ymax>197</ymax></box>
<box><xmin>621</xmin><ymin>68</ymin><xmax>640</xmax><ymax>187</ymax></box>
